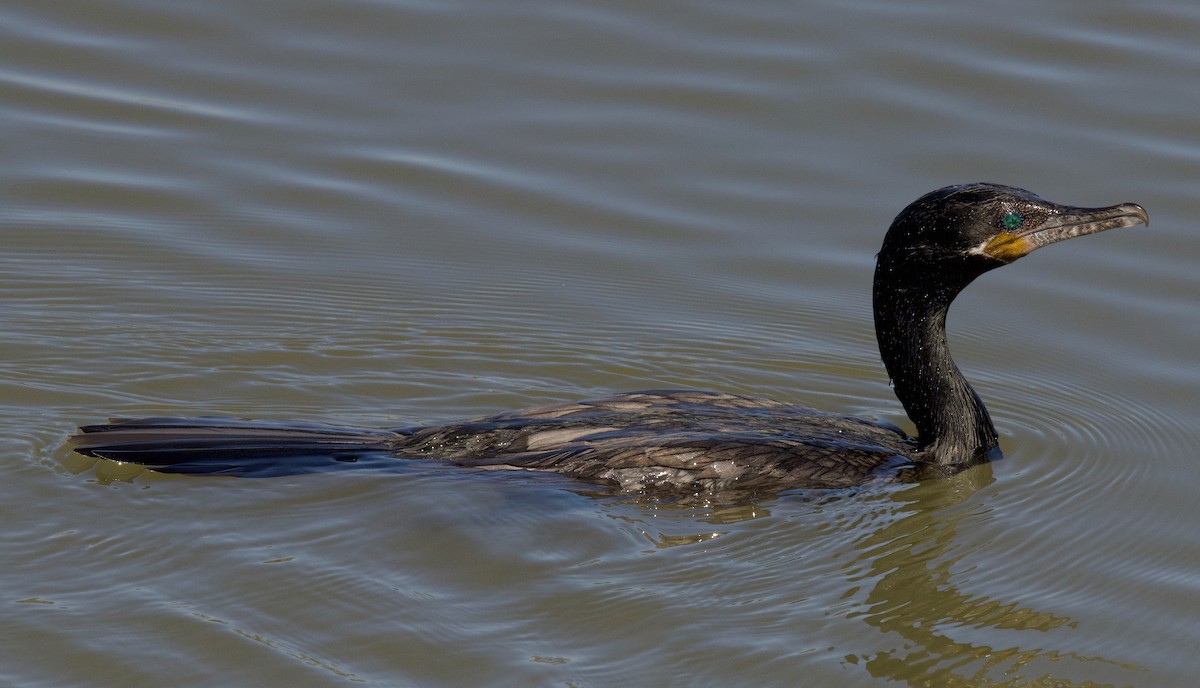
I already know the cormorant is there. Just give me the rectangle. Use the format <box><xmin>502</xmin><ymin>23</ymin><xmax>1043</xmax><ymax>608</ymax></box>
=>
<box><xmin>70</xmin><ymin>183</ymin><xmax>1148</xmax><ymax>492</ymax></box>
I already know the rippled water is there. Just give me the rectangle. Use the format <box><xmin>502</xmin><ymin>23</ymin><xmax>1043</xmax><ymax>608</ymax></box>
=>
<box><xmin>4</xmin><ymin>0</ymin><xmax>1200</xmax><ymax>686</ymax></box>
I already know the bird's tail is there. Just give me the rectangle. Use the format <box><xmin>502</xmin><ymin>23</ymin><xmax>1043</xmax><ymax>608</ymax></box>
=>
<box><xmin>70</xmin><ymin>417</ymin><xmax>401</xmax><ymax>476</ymax></box>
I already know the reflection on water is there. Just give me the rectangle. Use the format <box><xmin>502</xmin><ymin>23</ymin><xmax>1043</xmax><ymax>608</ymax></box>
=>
<box><xmin>603</xmin><ymin>492</ymin><xmax>776</xmax><ymax>548</ymax></box>
<box><xmin>842</xmin><ymin>468</ymin><xmax>1142</xmax><ymax>687</ymax></box>
<box><xmin>620</xmin><ymin>465</ymin><xmax>1142</xmax><ymax>687</ymax></box>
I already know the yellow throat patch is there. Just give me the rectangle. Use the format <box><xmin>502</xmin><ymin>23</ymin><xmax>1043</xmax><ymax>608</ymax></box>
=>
<box><xmin>980</xmin><ymin>231</ymin><xmax>1035</xmax><ymax>262</ymax></box>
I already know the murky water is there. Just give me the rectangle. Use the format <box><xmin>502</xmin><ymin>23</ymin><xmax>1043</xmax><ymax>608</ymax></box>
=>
<box><xmin>3</xmin><ymin>0</ymin><xmax>1199</xmax><ymax>685</ymax></box>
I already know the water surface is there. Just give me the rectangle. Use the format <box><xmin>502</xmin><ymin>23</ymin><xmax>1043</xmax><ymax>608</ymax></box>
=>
<box><xmin>3</xmin><ymin>0</ymin><xmax>1199</xmax><ymax>686</ymax></box>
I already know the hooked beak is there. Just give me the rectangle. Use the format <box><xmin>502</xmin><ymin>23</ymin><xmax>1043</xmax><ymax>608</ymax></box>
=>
<box><xmin>980</xmin><ymin>202</ymin><xmax>1149</xmax><ymax>263</ymax></box>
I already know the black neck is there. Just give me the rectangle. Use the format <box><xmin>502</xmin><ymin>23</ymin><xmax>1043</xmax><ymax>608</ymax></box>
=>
<box><xmin>872</xmin><ymin>263</ymin><xmax>998</xmax><ymax>465</ymax></box>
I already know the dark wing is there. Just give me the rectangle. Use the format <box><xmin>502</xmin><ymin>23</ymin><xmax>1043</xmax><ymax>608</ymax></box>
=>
<box><xmin>393</xmin><ymin>390</ymin><xmax>914</xmax><ymax>491</ymax></box>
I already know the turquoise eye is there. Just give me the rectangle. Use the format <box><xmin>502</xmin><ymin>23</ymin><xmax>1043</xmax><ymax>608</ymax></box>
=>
<box><xmin>1002</xmin><ymin>211</ymin><xmax>1022</xmax><ymax>230</ymax></box>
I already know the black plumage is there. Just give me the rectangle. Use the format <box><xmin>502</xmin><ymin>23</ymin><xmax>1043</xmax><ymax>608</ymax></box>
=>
<box><xmin>71</xmin><ymin>183</ymin><xmax>1147</xmax><ymax>493</ymax></box>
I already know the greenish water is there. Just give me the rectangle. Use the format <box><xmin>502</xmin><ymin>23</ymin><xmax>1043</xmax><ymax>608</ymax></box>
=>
<box><xmin>3</xmin><ymin>1</ymin><xmax>1199</xmax><ymax>686</ymax></box>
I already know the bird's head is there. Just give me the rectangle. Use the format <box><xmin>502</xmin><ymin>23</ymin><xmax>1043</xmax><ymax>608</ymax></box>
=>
<box><xmin>877</xmin><ymin>183</ymin><xmax>1148</xmax><ymax>292</ymax></box>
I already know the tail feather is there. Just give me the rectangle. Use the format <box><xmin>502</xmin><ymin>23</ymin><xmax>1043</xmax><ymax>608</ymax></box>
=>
<box><xmin>71</xmin><ymin>417</ymin><xmax>400</xmax><ymax>476</ymax></box>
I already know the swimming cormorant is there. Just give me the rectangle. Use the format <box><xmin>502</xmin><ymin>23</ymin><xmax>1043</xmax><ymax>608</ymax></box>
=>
<box><xmin>70</xmin><ymin>183</ymin><xmax>1148</xmax><ymax>492</ymax></box>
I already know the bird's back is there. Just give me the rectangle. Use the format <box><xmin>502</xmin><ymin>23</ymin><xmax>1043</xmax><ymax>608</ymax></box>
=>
<box><xmin>391</xmin><ymin>390</ymin><xmax>915</xmax><ymax>491</ymax></box>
